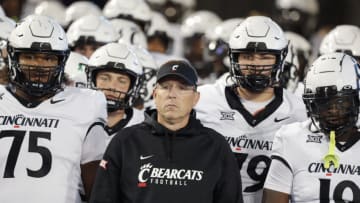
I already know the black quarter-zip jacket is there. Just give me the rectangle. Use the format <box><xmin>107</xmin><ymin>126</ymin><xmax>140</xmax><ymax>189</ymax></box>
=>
<box><xmin>90</xmin><ymin>110</ymin><xmax>243</xmax><ymax>203</ymax></box>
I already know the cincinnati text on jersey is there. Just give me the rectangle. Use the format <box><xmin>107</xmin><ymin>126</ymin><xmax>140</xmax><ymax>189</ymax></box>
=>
<box><xmin>137</xmin><ymin>163</ymin><xmax>204</xmax><ymax>188</ymax></box>
<box><xmin>308</xmin><ymin>162</ymin><xmax>360</xmax><ymax>175</ymax></box>
<box><xmin>0</xmin><ymin>115</ymin><xmax>60</xmax><ymax>128</ymax></box>
<box><xmin>225</xmin><ymin>135</ymin><xmax>273</xmax><ymax>151</ymax></box>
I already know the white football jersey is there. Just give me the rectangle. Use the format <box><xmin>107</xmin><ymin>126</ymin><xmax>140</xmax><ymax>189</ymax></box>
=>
<box><xmin>195</xmin><ymin>83</ymin><xmax>307</xmax><ymax>203</ymax></box>
<box><xmin>104</xmin><ymin>107</ymin><xmax>144</xmax><ymax>145</ymax></box>
<box><xmin>264</xmin><ymin>120</ymin><xmax>360</xmax><ymax>203</ymax></box>
<box><xmin>0</xmin><ymin>85</ymin><xmax>108</xmax><ymax>203</ymax></box>
<box><xmin>294</xmin><ymin>81</ymin><xmax>304</xmax><ymax>98</ymax></box>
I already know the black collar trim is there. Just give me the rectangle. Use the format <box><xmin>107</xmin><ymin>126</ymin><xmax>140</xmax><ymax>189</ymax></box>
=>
<box><xmin>225</xmin><ymin>86</ymin><xmax>283</xmax><ymax>127</ymax></box>
<box><xmin>105</xmin><ymin>108</ymin><xmax>133</xmax><ymax>135</ymax></box>
<box><xmin>6</xmin><ymin>86</ymin><xmax>42</xmax><ymax>108</ymax></box>
<box><xmin>336</xmin><ymin>131</ymin><xmax>360</xmax><ymax>152</ymax></box>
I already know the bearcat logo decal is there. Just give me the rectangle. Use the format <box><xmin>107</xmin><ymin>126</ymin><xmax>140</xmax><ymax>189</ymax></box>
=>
<box><xmin>137</xmin><ymin>163</ymin><xmax>204</xmax><ymax>187</ymax></box>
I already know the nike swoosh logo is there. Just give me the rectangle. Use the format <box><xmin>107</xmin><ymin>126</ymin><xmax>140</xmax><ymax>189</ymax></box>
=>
<box><xmin>140</xmin><ymin>155</ymin><xmax>154</xmax><ymax>160</ymax></box>
<box><xmin>50</xmin><ymin>99</ymin><xmax>65</xmax><ymax>104</ymax></box>
<box><xmin>274</xmin><ymin>117</ymin><xmax>290</xmax><ymax>122</ymax></box>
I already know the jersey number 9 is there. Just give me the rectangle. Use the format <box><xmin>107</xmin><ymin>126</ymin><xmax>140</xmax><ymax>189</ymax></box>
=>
<box><xmin>236</xmin><ymin>153</ymin><xmax>271</xmax><ymax>192</ymax></box>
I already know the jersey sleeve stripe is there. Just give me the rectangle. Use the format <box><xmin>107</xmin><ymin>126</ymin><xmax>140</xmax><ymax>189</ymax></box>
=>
<box><xmin>85</xmin><ymin>122</ymin><xmax>106</xmax><ymax>138</ymax></box>
<box><xmin>271</xmin><ymin>155</ymin><xmax>292</xmax><ymax>173</ymax></box>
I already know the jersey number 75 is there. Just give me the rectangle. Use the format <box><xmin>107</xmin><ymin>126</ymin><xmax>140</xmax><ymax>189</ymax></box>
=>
<box><xmin>0</xmin><ymin>130</ymin><xmax>52</xmax><ymax>178</ymax></box>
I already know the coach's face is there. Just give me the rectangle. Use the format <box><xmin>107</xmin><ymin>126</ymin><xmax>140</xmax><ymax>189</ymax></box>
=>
<box><xmin>153</xmin><ymin>77</ymin><xmax>199</xmax><ymax>125</ymax></box>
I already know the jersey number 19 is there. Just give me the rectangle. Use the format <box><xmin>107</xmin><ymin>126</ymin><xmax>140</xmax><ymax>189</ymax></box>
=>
<box><xmin>319</xmin><ymin>178</ymin><xmax>360</xmax><ymax>202</ymax></box>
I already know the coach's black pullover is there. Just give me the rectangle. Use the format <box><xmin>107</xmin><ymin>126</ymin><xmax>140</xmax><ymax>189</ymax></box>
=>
<box><xmin>90</xmin><ymin>110</ymin><xmax>243</xmax><ymax>203</ymax></box>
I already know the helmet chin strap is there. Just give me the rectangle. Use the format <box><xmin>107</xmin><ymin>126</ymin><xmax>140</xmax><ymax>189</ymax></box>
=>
<box><xmin>106</xmin><ymin>98</ymin><xmax>126</xmax><ymax>113</ymax></box>
<box><xmin>240</xmin><ymin>74</ymin><xmax>271</xmax><ymax>92</ymax></box>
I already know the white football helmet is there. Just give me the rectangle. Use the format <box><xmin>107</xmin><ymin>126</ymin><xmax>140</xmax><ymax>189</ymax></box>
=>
<box><xmin>276</xmin><ymin>0</ymin><xmax>319</xmax><ymax>15</ymax></box>
<box><xmin>67</xmin><ymin>14</ymin><xmax>120</xmax><ymax>50</ymax></box>
<box><xmin>146</xmin><ymin>0</ymin><xmax>196</xmax><ymax>23</ymax></box>
<box><xmin>103</xmin><ymin>0</ymin><xmax>152</xmax><ymax>31</ymax></box>
<box><xmin>204</xmin><ymin>18</ymin><xmax>244</xmax><ymax>66</ymax></box>
<box><xmin>319</xmin><ymin>25</ymin><xmax>360</xmax><ymax>60</ymax></box>
<box><xmin>7</xmin><ymin>15</ymin><xmax>70</xmax><ymax>97</ymax></box>
<box><xmin>181</xmin><ymin>10</ymin><xmax>222</xmax><ymax>70</ymax></box>
<box><xmin>147</xmin><ymin>12</ymin><xmax>174</xmax><ymax>53</ymax></box>
<box><xmin>281</xmin><ymin>43</ymin><xmax>300</xmax><ymax>92</ymax></box>
<box><xmin>87</xmin><ymin>43</ymin><xmax>143</xmax><ymax>111</ymax></box>
<box><xmin>131</xmin><ymin>45</ymin><xmax>158</xmax><ymax>102</ymax></box>
<box><xmin>303</xmin><ymin>53</ymin><xmax>360</xmax><ymax>136</ymax></box>
<box><xmin>64</xmin><ymin>51</ymin><xmax>88</xmax><ymax>88</ymax></box>
<box><xmin>275</xmin><ymin>0</ymin><xmax>318</xmax><ymax>37</ymax></box>
<box><xmin>111</xmin><ymin>19</ymin><xmax>148</xmax><ymax>49</ymax></box>
<box><xmin>284</xmin><ymin>31</ymin><xmax>311</xmax><ymax>81</ymax></box>
<box><xmin>285</xmin><ymin>31</ymin><xmax>312</xmax><ymax>53</ymax></box>
<box><xmin>181</xmin><ymin>10</ymin><xmax>222</xmax><ymax>39</ymax></box>
<box><xmin>228</xmin><ymin>16</ymin><xmax>288</xmax><ymax>92</ymax></box>
<box><xmin>0</xmin><ymin>15</ymin><xmax>16</xmax><ymax>69</ymax></box>
<box><xmin>65</xmin><ymin>1</ymin><xmax>102</xmax><ymax>27</ymax></box>
<box><xmin>205</xmin><ymin>18</ymin><xmax>243</xmax><ymax>44</ymax></box>
<box><xmin>34</xmin><ymin>1</ymin><xmax>67</xmax><ymax>27</ymax></box>
<box><xmin>0</xmin><ymin>15</ymin><xmax>16</xmax><ymax>40</ymax></box>
<box><xmin>172</xmin><ymin>0</ymin><xmax>196</xmax><ymax>8</ymax></box>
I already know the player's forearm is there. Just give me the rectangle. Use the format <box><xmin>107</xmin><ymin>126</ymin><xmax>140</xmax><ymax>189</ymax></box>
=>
<box><xmin>262</xmin><ymin>188</ymin><xmax>289</xmax><ymax>203</ymax></box>
<box><xmin>81</xmin><ymin>160</ymin><xmax>101</xmax><ymax>201</ymax></box>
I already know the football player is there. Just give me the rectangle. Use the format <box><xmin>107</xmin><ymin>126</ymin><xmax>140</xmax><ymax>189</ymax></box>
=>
<box><xmin>64</xmin><ymin>51</ymin><xmax>88</xmax><ymax>88</ymax></box>
<box><xmin>146</xmin><ymin>0</ymin><xmax>196</xmax><ymax>23</ymax></box>
<box><xmin>280</xmin><ymin>43</ymin><xmax>300</xmax><ymax>93</ymax></box>
<box><xmin>103</xmin><ymin>0</ymin><xmax>152</xmax><ymax>32</ymax></box>
<box><xmin>87</xmin><ymin>43</ymin><xmax>144</xmax><ymax>144</ymax></box>
<box><xmin>203</xmin><ymin>18</ymin><xmax>244</xmax><ymax>80</ymax></box>
<box><xmin>64</xmin><ymin>1</ymin><xmax>102</xmax><ymax>28</ymax></box>
<box><xmin>130</xmin><ymin>45</ymin><xmax>159</xmax><ymax>110</ymax></box>
<box><xmin>66</xmin><ymin>14</ymin><xmax>119</xmax><ymax>58</ymax></box>
<box><xmin>319</xmin><ymin>25</ymin><xmax>360</xmax><ymax>63</ymax></box>
<box><xmin>285</xmin><ymin>31</ymin><xmax>312</xmax><ymax>97</ymax></box>
<box><xmin>273</xmin><ymin>0</ymin><xmax>319</xmax><ymax>39</ymax></box>
<box><xmin>0</xmin><ymin>14</ymin><xmax>16</xmax><ymax>85</ymax></box>
<box><xmin>181</xmin><ymin>10</ymin><xmax>222</xmax><ymax>84</ymax></box>
<box><xmin>34</xmin><ymin>1</ymin><xmax>67</xmax><ymax>27</ymax></box>
<box><xmin>147</xmin><ymin>12</ymin><xmax>174</xmax><ymax>55</ymax></box>
<box><xmin>195</xmin><ymin>16</ymin><xmax>307</xmax><ymax>203</ymax></box>
<box><xmin>111</xmin><ymin>18</ymin><xmax>148</xmax><ymax>49</ymax></box>
<box><xmin>284</xmin><ymin>31</ymin><xmax>312</xmax><ymax>82</ymax></box>
<box><xmin>145</xmin><ymin>12</ymin><xmax>185</xmax><ymax>79</ymax></box>
<box><xmin>0</xmin><ymin>15</ymin><xmax>108</xmax><ymax>202</ymax></box>
<box><xmin>263</xmin><ymin>53</ymin><xmax>360</xmax><ymax>202</ymax></box>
